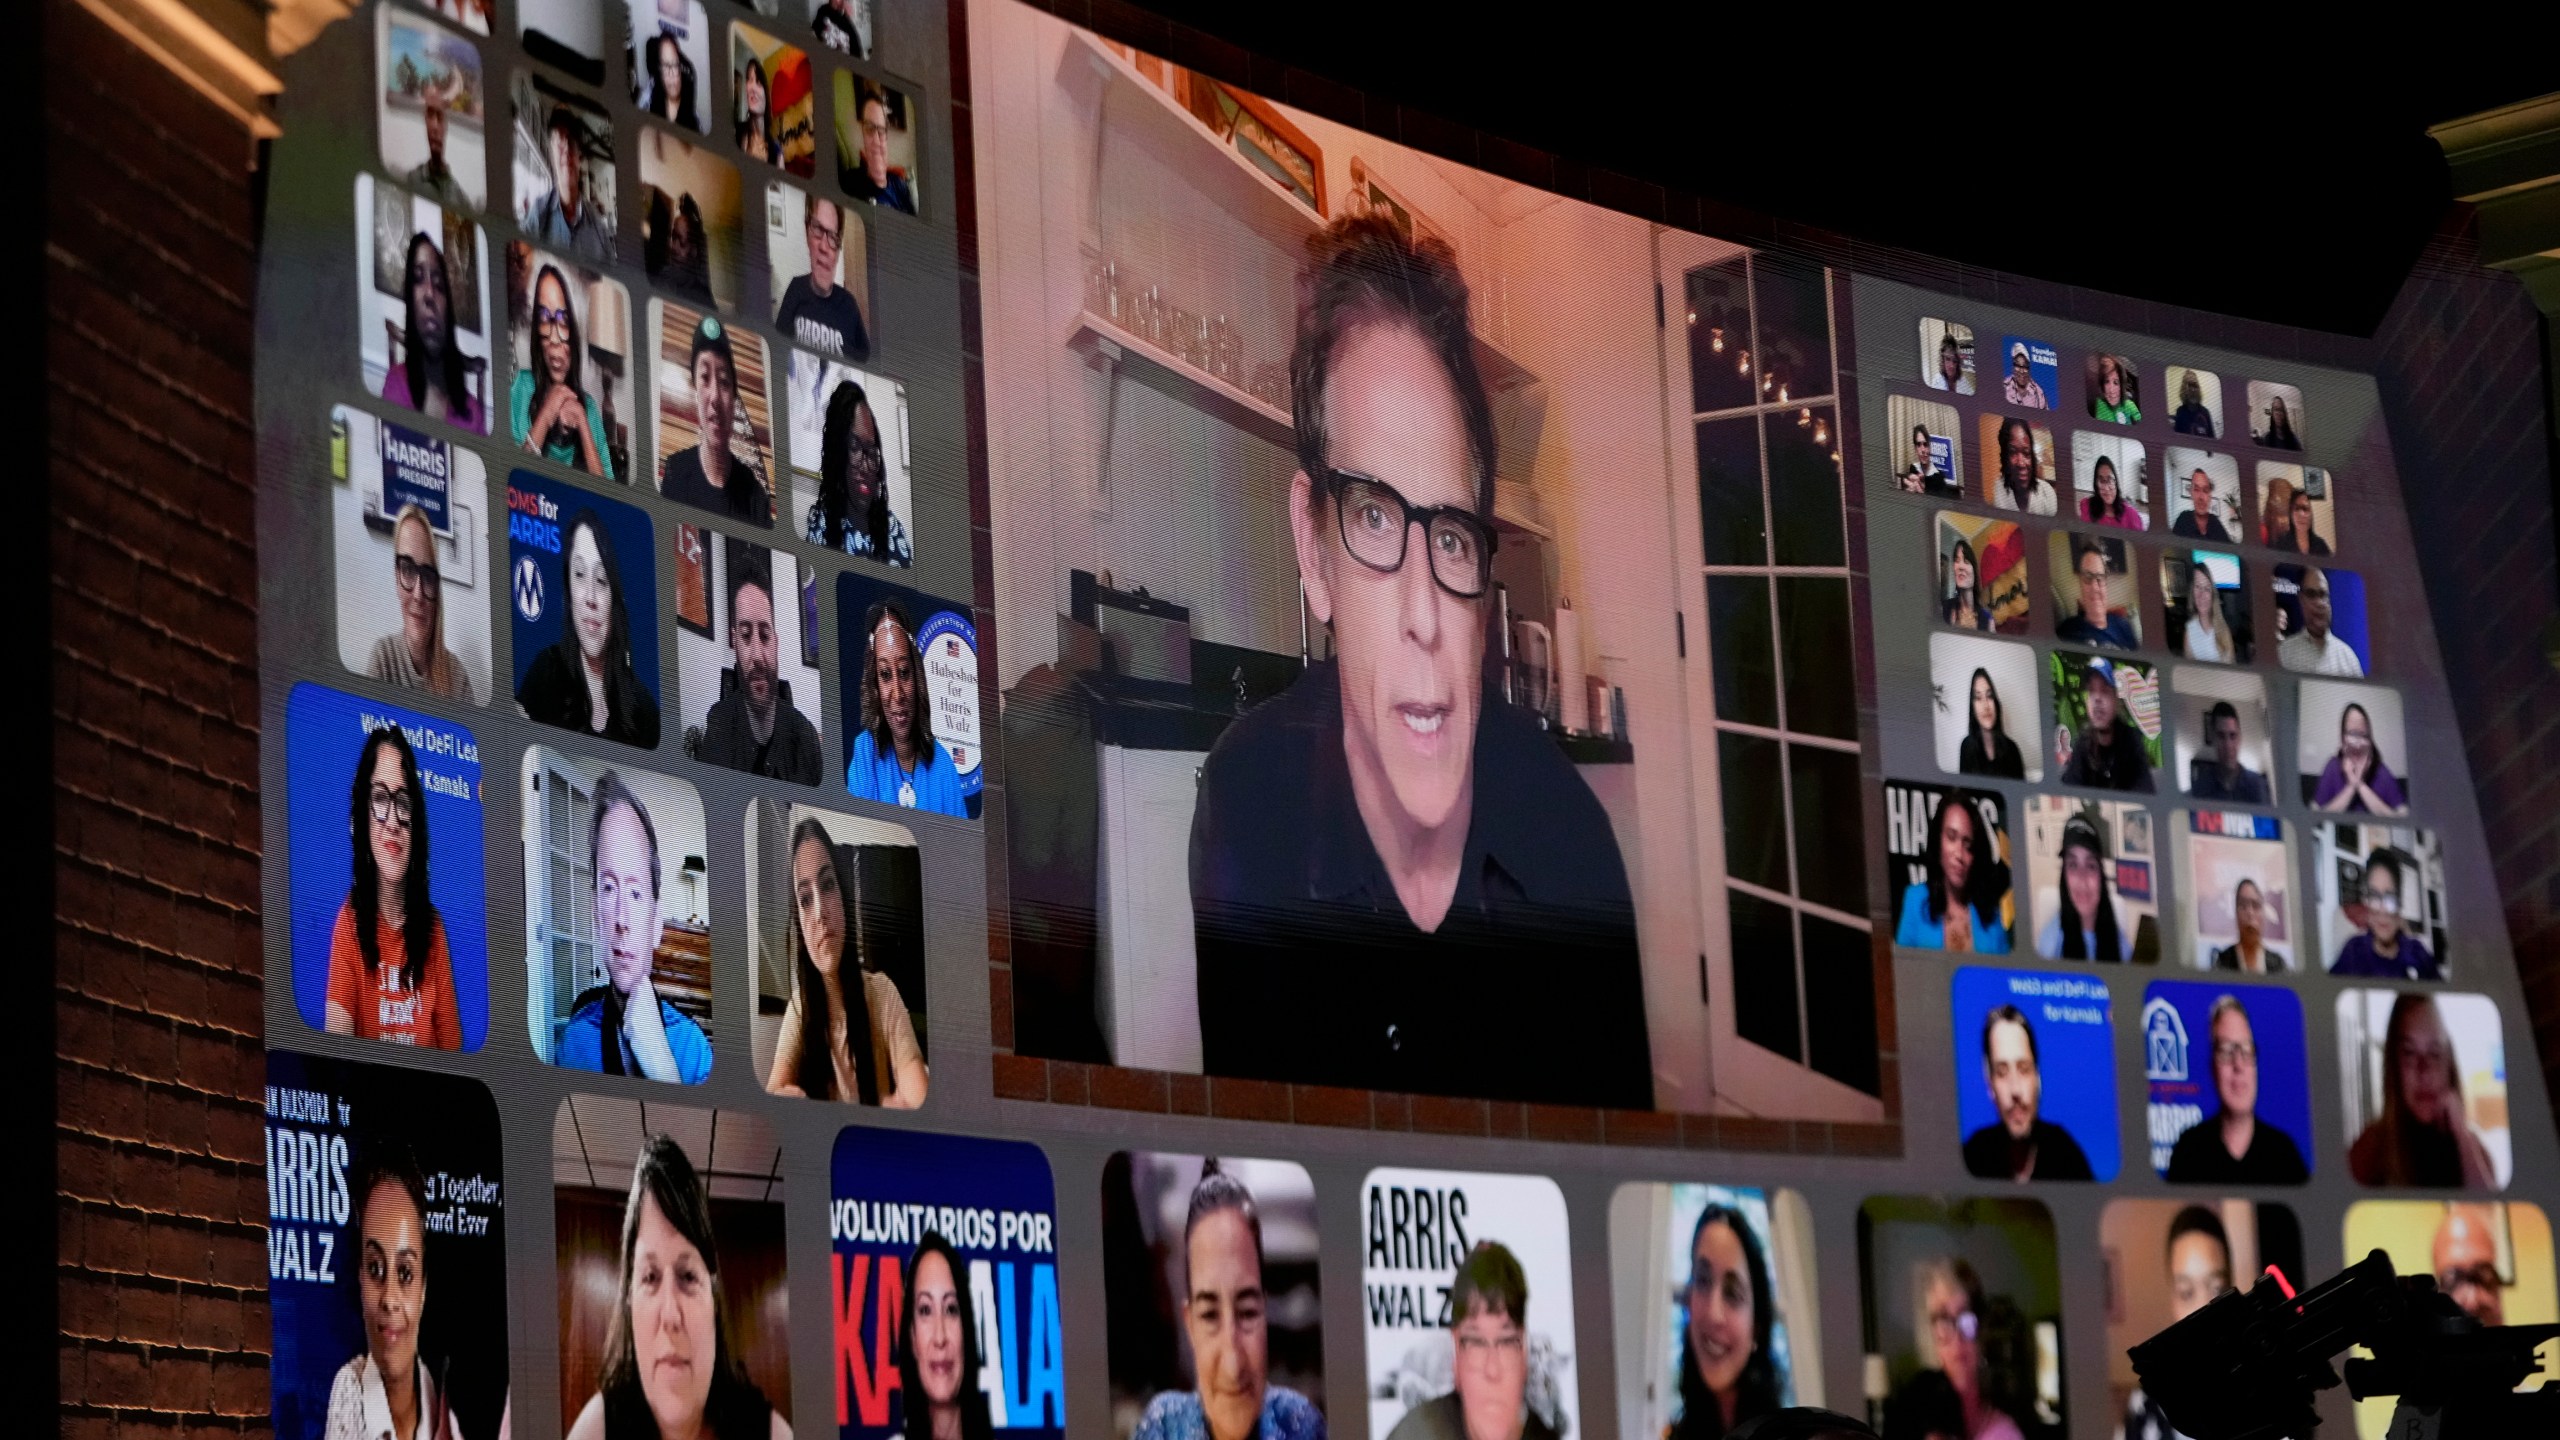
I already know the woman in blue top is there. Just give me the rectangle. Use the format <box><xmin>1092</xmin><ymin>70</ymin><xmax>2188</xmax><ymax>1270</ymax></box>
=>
<box><xmin>509</xmin><ymin>262</ymin><xmax>613</xmax><ymax>480</ymax></box>
<box><xmin>1131</xmin><ymin>1161</ymin><xmax>1326</xmax><ymax>1440</ymax></box>
<box><xmin>1895</xmin><ymin>789</ymin><xmax>2011</xmax><ymax>953</ymax></box>
<box><xmin>2037</xmin><ymin>812</ymin><xmax>2134</xmax><ymax>961</ymax></box>
<box><xmin>848</xmin><ymin>598</ymin><xmax>967</xmax><ymax>815</ymax></box>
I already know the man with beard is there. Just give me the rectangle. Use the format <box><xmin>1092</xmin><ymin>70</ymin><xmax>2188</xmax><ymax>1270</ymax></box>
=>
<box><xmin>695</xmin><ymin>548</ymin><xmax>822</xmax><ymax>782</ymax></box>
<box><xmin>2209</xmin><ymin>879</ymin><xmax>2289</xmax><ymax>973</ymax></box>
<box><xmin>2060</xmin><ymin>657</ymin><xmax>2154</xmax><ymax>792</ymax></box>
<box><xmin>2166</xmin><ymin>995</ymin><xmax>2309</xmax><ymax>1183</ymax></box>
<box><xmin>2187</xmin><ymin>701</ymin><xmax>2271</xmax><ymax>805</ymax></box>
<box><xmin>1961</xmin><ymin>1005</ymin><xmax>2094</xmax><ymax>1181</ymax></box>
<box><xmin>2432</xmin><ymin>1205</ymin><xmax>2508</xmax><ymax>1327</ymax></box>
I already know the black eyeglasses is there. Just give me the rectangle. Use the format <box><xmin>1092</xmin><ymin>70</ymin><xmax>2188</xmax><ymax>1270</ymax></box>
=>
<box><xmin>370</xmin><ymin>783</ymin><xmax>414</xmax><ymax>828</ymax></box>
<box><xmin>1321</xmin><ymin>468</ymin><xmax>1494</xmax><ymax>600</ymax></box>
<box><xmin>396</xmin><ymin>555</ymin><xmax>441</xmax><ymax>597</ymax></box>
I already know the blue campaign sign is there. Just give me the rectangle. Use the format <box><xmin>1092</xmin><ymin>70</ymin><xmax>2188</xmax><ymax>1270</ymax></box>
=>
<box><xmin>2143</xmin><ymin>979</ymin><xmax>2313</xmax><ymax>1180</ymax></box>
<box><xmin>503</xmin><ymin>469</ymin><xmax>663</xmax><ymax>746</ymax></box>
<box><xmin>285</xmin><ymin>682</ymin><xmax>487</xmax><ymax>1051</ymax></box>
<box><xmin>1951</xmin><ymin>965</ymin><xmax>2121</xmax><ymax>1180</ymax></box>
<box><xmin>378</xmin><ymin>417</ymin><xmax>456</xmax><ymax>533</ymax></box>
<box><xmin>830</xmin><ymin>1127</ymin><xmax>1062</xmax><ymax>1438</ymax></box>
<box><xmin>839</xmin><ymin>573</ymin><xmax>981</xmax><ymax>819</ymax></box>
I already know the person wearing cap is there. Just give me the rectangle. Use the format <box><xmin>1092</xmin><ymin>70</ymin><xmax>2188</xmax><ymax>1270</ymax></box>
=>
<box><xmin>2059</xmin><ymin>657</ymin><xmax>2154</xmax><ymax>792</ymax></box>
<box><xmin>2001</xmin><ymin>342</ymin><xmax>2048</xmax><ymax>409</ymax></box>
<box><xmin>2034</xmin><ymin>812</ymin><xmax>2134</xmax><ymax>962</ymax></box>
<box><xmin>659</xmin><ymin>314</ymin><xmax>774</xmax><ymax>527</ymax></box>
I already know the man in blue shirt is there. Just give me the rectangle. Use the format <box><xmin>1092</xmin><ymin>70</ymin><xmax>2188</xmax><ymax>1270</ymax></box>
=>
<box><xmin>2056</xmin><ymin>538</ymin><xmax>2138</xmax><ymax>649</ymax></box>
<box><xmin>555</xmin><ymin>771</ymin><xmax>713</xmax><ymax>1081</ymax></box>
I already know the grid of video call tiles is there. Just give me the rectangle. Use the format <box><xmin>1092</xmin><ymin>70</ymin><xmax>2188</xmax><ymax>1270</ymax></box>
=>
<box><xmin>254</xmin><ymin>7</ymin><xmax>2551</xmax><ymax>1440</ymax></box>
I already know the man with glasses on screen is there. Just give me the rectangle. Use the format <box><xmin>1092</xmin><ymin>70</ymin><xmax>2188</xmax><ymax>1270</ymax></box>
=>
<box><xmin>528</xmin><ymin>106</ymin><xmax>610</xmax><ymax>264</ymax></box>
<box><xmin>1189</xmin><ymin>214</ymin><xmax>1650</xmax><ymax>1109</ymax></box>
<box><xmin>774</xmin><ymin>194</ymin><xmax>870</xmax><ymax>360</ymax></box>
<box><xmin>1386</xmin><ymin>1242</ymin><xmax>1556</xmax><ymax>1440</ymax></box>
<box><xmin>2278</xmin><ymin>566</ymin><xmax>2364</xmax><ymax>677</ymax></box>
<box><xmin>2165</xmin><ymin>994</ymin><xmax>2307</xmax><ymax>1183</ymax></box>
<box><xmin>2172</xmin><ymin>467</ymin><xmax>2232</xmax><ymax>543</ymax></box>
<box><xmin>2433</xmin><ymin>1205</ymin><xmax>2507</xmax><ymax>1327</ymax></box>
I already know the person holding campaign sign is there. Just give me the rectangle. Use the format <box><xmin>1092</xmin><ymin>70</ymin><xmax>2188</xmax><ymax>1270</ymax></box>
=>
<box><xmin>517</xmin><ymin>506</ymin><xmax>664</xmax><ymax>748</ymax></box>
<box><xmin>326</xmin><ymin>725</ymin><xmax>466</xmax><ymax>1047</ymax></box>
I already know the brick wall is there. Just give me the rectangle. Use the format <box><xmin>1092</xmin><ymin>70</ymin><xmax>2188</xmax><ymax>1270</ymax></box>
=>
<box><xmin>50</xmin><ymin>0</ymin><xmax>272</xmax><ymax>1431</ymax></box>
<box><xmin>2371</xmin><ymin>210</ymin><xmax>2560</xmax><ymax>1118</ymax></box>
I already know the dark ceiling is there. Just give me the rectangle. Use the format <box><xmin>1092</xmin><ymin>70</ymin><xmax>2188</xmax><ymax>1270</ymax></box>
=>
<box><xmin>1116</xmin><ymin>5</ymin><xmax>2553</xmax><ymax>337</ymax></box>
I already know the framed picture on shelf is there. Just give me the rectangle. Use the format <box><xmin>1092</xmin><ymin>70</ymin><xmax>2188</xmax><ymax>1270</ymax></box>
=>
<box><xmin>674</xmin><ymin>522</ymin><xmax>714</xmax><ymax>638</ymax></box>
<box><xmin>1345</xmin><ymin>156</ymin><xmax>1445</xmax><ymax>253</ymax></box>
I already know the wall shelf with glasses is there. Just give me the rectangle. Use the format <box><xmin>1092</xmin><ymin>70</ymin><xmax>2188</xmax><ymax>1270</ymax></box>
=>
<box><xmin>1059</xmin><ymin>29</ymin><xmax>1324</xmax><ymax>245</ymax></box>
<box><xmin>1066</xmin><ymin>309</ymin><xmax>1294</xmax><ymax>449</ymax></box>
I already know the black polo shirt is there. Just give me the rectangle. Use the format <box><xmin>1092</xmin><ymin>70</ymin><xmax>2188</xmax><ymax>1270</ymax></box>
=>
<box><xmin>1189</xmin><ymin>659</ymin><xmax>1653</xmax><ymax>1108</ymax></box>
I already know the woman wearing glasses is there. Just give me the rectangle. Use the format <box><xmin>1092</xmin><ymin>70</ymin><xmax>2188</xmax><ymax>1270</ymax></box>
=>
<box><xmin>325</xmin><ymin>725</ymin><xmax>463</xmax><ymax>1048</ymax></box>
<box><xmin>1917</xmin><ymin>1258</ymin><xmax>2022</xmax><ymax>1440</ymax></box>
<box><xmin>807</xmin><ymin>378</ymin><xmax>907</xmax><ymax>564</ymax></box>
<box><xmin>510</xmin><ymin>261</ymin><xmax>613</xmax><ymax>480</ymax></box>
<box><xmin>366</xmin><ymin>504</ymin><xmax>479</xmax><ymax>703</ymax></box>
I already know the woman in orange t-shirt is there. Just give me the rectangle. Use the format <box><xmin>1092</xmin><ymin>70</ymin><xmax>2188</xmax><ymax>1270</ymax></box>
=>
<box><xmin>324</xmin><ymin>725</ymin><xmax>462</xmax><ymax>1049</ymax></box>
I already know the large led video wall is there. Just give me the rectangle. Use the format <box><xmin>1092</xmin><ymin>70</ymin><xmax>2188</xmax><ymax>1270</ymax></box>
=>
<box><xmin>251</xmin><ymin>2</ymin><xmax>2557</xmax><ymax>1438</ymax></box>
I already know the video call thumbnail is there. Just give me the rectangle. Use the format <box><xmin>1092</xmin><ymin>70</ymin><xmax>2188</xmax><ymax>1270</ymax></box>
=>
<box><xmin>2341</xmin><ymin>1201</ymin><xmax>2557</xmax><ymax>1438</ymax></box>
<box><xmin>1607</xmin><ymin>1183</ymin><xmax>1822</xmax><ymax>1439</ymax></box>
<box><xmin>787</xmin><ymin>349</ymin><xmax>912</xmax><ymax>564</ymax></box>
<box><xmin>654</xmin><ymin>299</ymin><xmax>779</xmax><ymax>526</ymax></box>
<box><xmin>507</xmin><ymin>469</ymin><xmax>663</xmax><ymax>748</ymax></box>
<box><xmin>732</xmin><ymin>22</ymin><xmax>817</xmax><ymax>178</ymax></box>
<box><xmin>2314</xmin><ymin>822</ymin><xmax>2449</xmax><ymax>981</ymax></box>
<box><xmin>1999</xmin><ymin>336</ymin><xmax>2059</xmax><ymax>411</ymax></box>
<box><xmin>519</xmin><ymin>0</ymin><xmax>606</xmax><ymax>86</ymax></box>
<box><xmin>2274</xmin><ymin>562</ymin><xmax>2370</xmax><ymax>678</ymax></box>
<box><xmin>674</xmin><ymin>526</ymin><xmax>825</xmax><ymax>782</ymax></box>
<box><xmin>1101</xmin><ymin>1153</ymin><xmax>1323</xmax><ymax>1440</ymax></box>
<box><xmin>2085</xmin><ymin>352</ymin><xmax>2141</xmax><ymax>425</ymax></box>
<box><xmin>2101</xmin><ymin>1200</ymin><xmax>2303</xmax><ymax>1440</ymax></box>
<box><xmin>553</xmin><ymin>1096</ymin><xmax>791</xmax><ymax>1440</ymax></box>
<box><xmin>2162</xmin><ymin>448</ymin><xmax>2241</xmax><ymax>544</ymax></box>
<box><xmin>2161</xmin><ymin>550</ymin><xmax>2252</xmax><ymax>666</ymax></box>
<box><xmin>2140</xmin><ymin>981</ymin><xmax>2312</xmax><ymax>1184</ymax></box>
<box><xmin>838</xmin><ymin>575</ymin><xmax>980</xmax><ymax>818</ymax></box>
<box><xmin>2258</xmin><ymin>462</ymin><xmax>2338</xmax><ymax>555</ymax></box>
<box><xmin>1930</xmin><ymin>634</ymin><xmax>2040</xmax><ymax>782</ymax></box>
<box><xmin>1934</xmin><ymin>512</ymin><xmax>2029</xmax><ymax>636</ymax></box>
<box><xmin>1953</xmin><ymin>966</ymin><xmax>2120</xmax><ymax>1181</ymax></box>
<box><xmin>2297</xmin><ymin>679</ymin><xmax>2409</xmax><ymax>816</ymax></box>
<box><xmin>1857</xmin><ymin>1196</ymin><xmax>2064</xmax><ymax>1439</ymax></box>
<box><xmin>1888</xmin><ymin>395</ymin><xmax>1962</xmax><ymax>499</ymax></box>
<box><xmin>286</xmin><ymin>683</ymin><xmax>489</xmax><ymax>1051</ymax></box>
<box><xmin>627</xmin><ymin>0</ymin><xmax>712</xmax><ymax>135</ymax></box>
<box><xmin>378</xmin><ymin>7</ymin><xmax>486</xmax><ymax>214</ymax></box>
<box><xmin>1921</xmin><ymin>317</ymin><xmax>1976</xmax><ymax>394</ymax></box>
<box><xmin>356</xmin><ymin>174</ymin><xmax>493</xmax><ymax>437</ymax></box>
<box><xmin>834</xmin><ymin>73</ymin><xmax>920</xmax><ymax>216</ymax></box>
<box><xmin>2246</xmin><ymin>380</ymin><xmax>2305</xmax><ymax>451</ymax></box>
<box><xmin>510</xmin><ymin>71</ymin><xmax>616</xmax><ymax>267</ymax></box>
<box><xmin>2170</xmin><ymin>666</ymin><xmax>2275</xmax><ymax>806</ymax></box>
<box><xmin>1978</xmin><ymin>415</ymin><xmax>2058</xmax><ymax>514</ymax></box>
<box><xmin>1362</xmin><ymin>1167</ymin><xmax>1576</xmax><ymax>1440</ymax></box>
<box><xmin>744</xmin><ymin>798</ymin><xmax>928</xmax><ymax>1106</ymax></box>
<box><xmin>641</xmin><ymin>128</ymin><xmax>745</xmax><ymax>311</ymax></box>
<box><xmin>505</xmin><ymin>242</ymin><xmax>632</xmax><ymax>481</ymax></box>
<box><xmin>330</xmin><ymin>406</ymin><xmax>493</xmax><ymax>706</ymax></box>
<box><xmin>2069</xmin><ymin>431</ymin><xmax>2147</xmax><ymax>530</ymax></box>
<box><xmin>2336</xmin><ymin>989</ymin><xmax>2512</xmax><ymax>1190</ymax></box>
<box><xmin>770</xmin><ymin>181</ymin><xmax>875</xmax><ymax>362</ymax></box>
<box><xmin>521</xmin><ymin>749</ymin><xmax>714</xmax><ymax>1083</ymax></box>
<box><xmin>2165</xmin><ymin>365</ymin><xmax>2223</xmax><ymax>440</ymax></box>
<box><xmin>2049</xmin><ymin>652</ymin><xmax>2161</xmax><ymax>794</ymax></box>
<box><xmin>2021</xmin><ymin>795</ymin><xmax>2158</xmax><ymax>963</ymax></box>
<box><xmin>1885</xmin><ymin>781</ymin><xmax>2015</xmax><ymax>954</ymax></box>
<box><xmin>831</xmin><ymin>1126</ymin><xmax>1066</xmax><ymax>1438</ymax></box>
<box><xmin>2176</xmin><ymin>811</ymin><xmax>2297</xmax><ymax>973</ymax></box>
<box><xmin>2046</xmin><ymin>532</ymin><xmax>2140</xmax><ymax>650</ymax></box>
<box><xmin>809</xmin><ymin>0</ymin><xmax>875</xmax><ymax>58</ymax></box>
<box><xmin>266</xmin><ymin>1051</ymin><xmax>508</xmax><ymax>1440</ymax></box>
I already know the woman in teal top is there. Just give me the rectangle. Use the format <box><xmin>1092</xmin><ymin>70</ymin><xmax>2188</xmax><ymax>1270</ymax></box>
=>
<box><xmin>1893</xmin><ymin>789</ymin><xmax>2011</xmax><ymax>952</ymax></box>
<box><xmin>510</xmin><ymin>262</ymin><xmax>614</xmax><ymax>480</ymax></box>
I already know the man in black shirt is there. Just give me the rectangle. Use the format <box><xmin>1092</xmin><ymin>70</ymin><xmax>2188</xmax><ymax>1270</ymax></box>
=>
<box><xmin>2060</xmin><ymin>655</ymin><xmax>2155</xmax><ymax>792</ymax></box>
<box><xmin>1961</xmin><ymin>1004</ymin><xmax>2094</xmax><ymax>1180</ymax></box>
<box><xmin>774</xmin><ymin>195</ymin><xmax>870</xmax><ymax>360</ymax></box>
<box><xmin>2187</xmin><ymin>700</ymin><xmax>2271</xmax><ymax>804</ymax></box>
<box><xmin>695</xmin><ymin>549</ymin><xmax>823</xmax><ymax>782</ymax></box>
<box><xmin>659</xmin><ymin>313</ymin><xmax>773</xmax><ymax>526</ymax></box>
<box><xmin>1189</xmin><ymin>213</ymin><xmax>1651</xmax><ymax>1109</ymax></box>
<box><xmin>2165</xmin><ymin>994</ymin><xmax>2308</xmax><ymax>1183</ymax></box>
<box><xmin>2171</xmin><ymin>466</ymin><xmax>2232</xmax><ymax>542</ymax></box>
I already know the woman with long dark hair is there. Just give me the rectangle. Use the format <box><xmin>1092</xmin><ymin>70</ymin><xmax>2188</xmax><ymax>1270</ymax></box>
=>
<box><xmin>2312</xmin><ymin>701</ymin><xmax>2407</xmax><ymax>815</ymax></box>
<box><xmin>1942</xmin><ymin>537</ymin><xmax>1990</xmax><ymax>631</ymax></box>
<box><xmin>736</xmin><ymin>56</ymin><xmax>778</xmax><ymax>165</ymax></box>
<box><xmin>2258</xmin><ymin>393</ymin><xmax>2302</xmax><ymax>450</ymax></box>
<box><xmin>806</xmin><ymin>380</ymin><xmax>910</xmax><ymax>563</ymax></box>
<box><xmin>385</xmin><ymin>232</ymin><xmax>485</xmax><ymax>433</ymax></box>
<box><xmin>326</xmin><ymin>726</ymin><xmax>462</xmax><ymax>1047</ymax></box>
<box><xmin>2079</xmin><ymin>454</ymin><xmax>2145</xmax><ymax>530</ymax></box>
<box><xmin>895</xmin><ymin>1232</ymin><xmax>993</xmax><ymax>1440</ymax></box>
<box><xmin>642</xmin><ymin>34</ymin><xmax>700</xmax><ymax>131</ymax></box>
<box><xmin>324</xmin><ymin>1144</ymin><xmax>465</xmax><ymax>1440</ymax></box>
<box><xmin>565</xmin><ymin>1134</ymin><xmax>789</xmax><ymax>1440</ymax></box>
<box><xmin>1668</xmin><ymin>1203</ymin><xmax>1781</xmax><ymax>1440</ymax></box>
<box><xmin>1956</xmin><ymin>668</ymin><xmax>2026</xmax><ymax>780</ymax></box>
<box><xmin>510</xmin><ymin>261</ymin><xmax>612</xmax><ymax>478</ymax></box>
<box><xmin>515</xmin><ymin>508</ymin><xmax>662</xmax><ymax>746</ymax></box>
<box><xmin>765</xmin><ymin>817</ymin><xmax>927</xmax><ymax>1107</ymax></box>
<box><xmin>2038</xmin><ymin>812</ymin><xmax>2131</xmax><ymax>961</ymax></box>
<box><xmin>2346</xmin><ymin>994</ymin><xmax>2497</xmax><ymax>1188</ymax></box>
<box><xmin>1893</xmin><ymin>790</ymin><xmax>2010</xmax><ymax>953</ymax></box>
